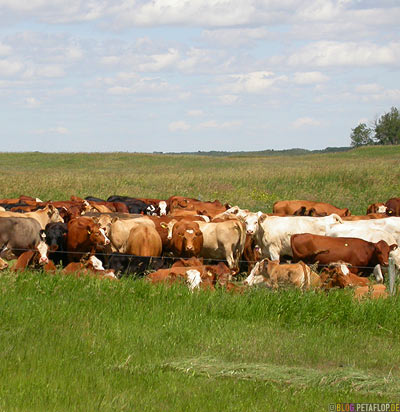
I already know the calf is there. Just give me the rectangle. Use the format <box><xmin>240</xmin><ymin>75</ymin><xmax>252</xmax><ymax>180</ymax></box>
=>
<box><xmin>12</xmin><ymin>241</ymin><xmax>56</xmax><ymax>273</ymax></box>
<box><xmin>106</xmin><ymin>253</ymin><xmax>168</xmax><ymax>277</ymax></box>
<box><xmin>63</xmin><ymin>255</ymin><xmax>117</xmax><ymax>279</ymax></box>
<box><xmin>366</xmin><ymin>202</ymin><xmax>387</xmax><ymax>214</ymax></box>
<box><xmin>244</xmin><ymin>258</ymin><xmax>320</xmax><ymax>290</ymax></box>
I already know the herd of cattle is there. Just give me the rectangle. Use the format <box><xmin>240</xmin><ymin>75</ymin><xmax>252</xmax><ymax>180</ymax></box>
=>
<box><xmin>0</xmin><ymin>194</ymin><xmax>400</xmax><ymax>298</ymax></box>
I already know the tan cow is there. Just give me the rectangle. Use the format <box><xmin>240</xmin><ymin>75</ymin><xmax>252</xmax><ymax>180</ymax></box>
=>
<box><xmin>125</xmin><ymin>225</ymin><xmax>162</xmax><ymax>257</ymax></box>
<box><xmin>244</xmin><ymin>258</ymin><xmax>321</xmax><ymax>290</ymax></box>
<box><xmin>108</xmin><ymin>216</ymin><xmax>155</xmax><ymax>253</ymax></box>
<box><xmin>0</xmin><ymin>205</ymin><xmax>63</xmax><ymax>229</ymax></box>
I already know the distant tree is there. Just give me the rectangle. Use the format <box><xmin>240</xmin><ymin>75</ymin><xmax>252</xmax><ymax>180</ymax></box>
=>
<box><xmin>350</xmin><ymin>123</ymin><xmax>374</xmax><ymax>147</ymax></box>
<box><xmin>374</xmin><ymin>107</ymin><xmax>400</xmax><ymax>145</ymax></box>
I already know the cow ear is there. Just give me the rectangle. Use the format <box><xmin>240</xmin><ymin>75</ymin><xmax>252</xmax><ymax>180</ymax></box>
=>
<box><xmin>258</xmin><ymin>213</ymin><xmax>267</xmax><ymax>223</ymax></box>
<box><xmin>390</xmin><ymin>244</ymin><xmax>398</xmax><ymax>251</ymax></box>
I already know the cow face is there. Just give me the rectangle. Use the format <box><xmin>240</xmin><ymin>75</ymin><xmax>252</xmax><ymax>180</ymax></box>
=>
<box><xmin>158</xmin><ymin>201</ymin><xmax>167</xmax><ymax>216</ymax></box>
<box><xmin>374</xmin><ymin>240</ymin><xmax>391</xmax><ymax>266</ymax></box>
<box><xmin>171</xmin><ymin>222</ymin><xmax>203</xmax><ymax>257</ymax></box>
<box><xmin>87</xmin><ymin>255</ymin><xmax>105</xmax><ymax>271</ymax></box>
<box><xmin>47</xmin><ymin>205</ymin><xmax>64</xmax><ymax>223</ymax></box>
<box><xmin>244</xmin><ymin>259</ymin><xmax>269</xmax><ymax>285</ymax></box>
<box><xmin>244</xmin><ymin>211</ymin><xmax>263</xmax><ymax>235</ymax></box>
<box><xmin>36</xmin><ymin>240</ymin><xmax>49</xmax><ymax>265</ymax></box>
<box><xmin>88</xmin><ymin>225</ymin><xmax>110</xmax><ymax>247</ymax></box>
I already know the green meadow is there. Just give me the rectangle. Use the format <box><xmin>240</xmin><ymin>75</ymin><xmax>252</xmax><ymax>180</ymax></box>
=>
<box><xmin>0</xmin><ymin>147</ymin><xmax>400</xmax><ymax>411</ymax></box>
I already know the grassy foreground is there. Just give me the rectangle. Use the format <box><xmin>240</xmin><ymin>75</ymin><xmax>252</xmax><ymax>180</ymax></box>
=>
<box><xmin>1</xmin><ymin>272</ymin><xmax>400</xmax><ymax>411</ymax></box>
<box><xmin>1</xmin><ymin>147</ymin><xmax>400</xmax><ymax>411</ymax></box>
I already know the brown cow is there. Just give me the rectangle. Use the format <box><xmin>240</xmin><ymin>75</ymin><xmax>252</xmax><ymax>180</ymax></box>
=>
<box><xmin>273</xmin><ymin>200</ymin><xmax>351</xmax><ymax>217</ymax></box>
<box><xmin>291</xmin><ymin>233</ymin><xmax>396</xmax><ymax>281</ymax></box>
<box><xmin>167</xmin><ymin>220</ymin><xmax>203</xmax><ymax>258</ymax></box>
<box><xmin>354</xmin><ymin>284</ymin><xmax>388</xmax><ymax>300</ymax></box>
<box><xmin>67</xmin><ymin>217</ymin><xmax>110</xmax><ymax>261</ymax></box>
<box><xmin>385</xmin><ymin>198</ymin><xmax>400</xmax><ymax>216</ymax></box>
<box><xmin>244</xmin><ymin>258</ymin><xmax>321</xmax><ymax>290</ymax></box>
<box><xmin>343</xmin><ymin>214</ymin><xmax>387</xmax><ymax>221</ymax></box>
<box><xmin>320</xmin><ymin>263</ymin><xmax>370</xmax><ymax>289</ymax></box>
<box><xmin>125</xmin><ymin>225</ymin><xmax>162</xmax><ymax>257</ymax></box>
<box><xmin>12</xmin><ymin>241</ymin><xmax>57</xmax><ymax>273</ymax></box>
<box><xmin>366</xmin><ymin>202</ymin><xmax>387</xmax><ymax>214</ymax></box>
<box><xmin>63</xmin><ymin>255</ymin><xmax>117</xmax><ymax>279</ymax></box>
<box><xmin>167</xmin><ymin>196</ymin><xmax>229</xmax><ymax>218</ymax></box>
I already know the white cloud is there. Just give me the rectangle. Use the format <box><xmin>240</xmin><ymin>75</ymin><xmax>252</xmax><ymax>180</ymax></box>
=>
<box><xmin>138</xmin><ymin>48</ymin><xmax>180</xmax><ymax>72</ymax></box>
<box><xmin>34</xmin><ymin>126</ymin><xmax>68</xmax><ymax>135</ymax></box>
<box><xmin>0</xmin><ymin>42</ymin><xmax>11</xmax><ymax>56</ymax></box>
<box><xmin>218</xmin><ymin>94</ymin><xmax>239</xmax><ymax>104</ymax></box>
<box><xmin>292</xmin><ymin>117</ymin><xmax>321</xmax><ymax>128</ymax></box>
<box><xmin>226</xmin><ymin>71</ymin><xmax>288</xmax><ymax>94</ymax></box>
<box><xmin>293</xmin><ymin>71</ymin><xmax>329</xmax><ymax>84</ymax></box>
<box><xmin>0</xmin><ymin>59</ymin><xmax>22</xmax><ymax>76</ymax></box>
<box><xmin>355</xmin><ymin>83</ymin><xmax>383</xmax><ymax>94</ymax></box>
<box><xmin>202</xmin><ymin>27</ymin><xmax>270</xmax><ymax>47</ymax></box>
<box><xmin>187</xmin><ymin>110</ymin><xmax>204</xmax><ymax>117</ymax></box>
<box><xmin>24</xmin><ymin>97</ymin><xmax>41</xmax><ymax>108</ymax></box>
<box><xmin>287</xmin><ymin>41</ymin><xmax>400</xmax><ymax>67</ymax></box>
<box><xmin>198</xmin><ymin>120</ymin><xmax>242</xmax><ymax>129</ymax></box>
<box><xmin>169</xmin><ymin>120</ymin><xmax>191</xmax><ymax>132</ymax></box>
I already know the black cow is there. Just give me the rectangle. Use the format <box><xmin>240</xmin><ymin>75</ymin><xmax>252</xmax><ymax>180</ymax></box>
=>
<box><xmin>106</xmin><ymin>196</ymin><xmax>150</xmax><ymax>214</ymax></box>
<box><xmin>85</xmin><ymin>196</ymin><xmax>107</xmax><ymax>202</ymax></box>
<box><xmin>106</xmin><ymin>253</ymin><xmax>172</xmax><ymax>277</ymax></box>
<box><xmin>44</xmin><ymin>222</ymin><xmax>68</xmax><ymax>265</ymax></box>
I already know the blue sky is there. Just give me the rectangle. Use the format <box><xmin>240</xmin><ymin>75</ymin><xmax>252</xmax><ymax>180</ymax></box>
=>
<box><xmin>0</xmin><ymin>0</ymin><xmax>399</xmax><ymax>152</ymax></box>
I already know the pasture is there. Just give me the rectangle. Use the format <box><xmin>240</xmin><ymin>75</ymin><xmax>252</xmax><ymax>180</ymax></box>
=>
<box><xmin>1</xmin><ymin>147</ymin><xmax>400</xmax><ymax>411</ymax></box>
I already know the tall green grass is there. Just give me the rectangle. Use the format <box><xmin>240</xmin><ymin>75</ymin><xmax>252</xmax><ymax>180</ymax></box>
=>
<box><xmin>0</xmin><ymin>271</ymin><xmax>399</xmax><ymax>411</ymax></box>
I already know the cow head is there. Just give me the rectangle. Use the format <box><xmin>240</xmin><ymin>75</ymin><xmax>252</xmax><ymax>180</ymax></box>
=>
<box><xmin>171</xmin><ymin>221</ymin><xmax>203</xmax><ymax>257</ymax></box>
<box><xmin>87</xmin><ymin>223</ymin><xmax>110</xmax><ymax>247</ymax></box>
<box><xmin>244</xmin><ymin>211</ymin><xmax>263</xmax><ymax>235</ymax></box>
<box><xmin>36</xmin><ymin>240</ymin><xmax>49</xmax><ymax>265</ymax></box>
<box><xmin>158</xmin><ymin>201</ymin><xmax>168</xmax><ymax>216</ymax></box>
<box><xmin>0</xmin><ymin>257</ymin><xmax>8</xmax><ymax>270</ymax></box>
<box><xmin>47</xmin><ymin>204</ymin><xmax>64</xmax><ymax>223</ymax></box>
<box><xmin>374</xmin><ymin>240</ymin><xmax>391</xmax><ymax>266</ymax></box>
<box><xmin>244</xmin><ymin>258</ymin><xmax>270</xmax><ymax>285</ymax></box>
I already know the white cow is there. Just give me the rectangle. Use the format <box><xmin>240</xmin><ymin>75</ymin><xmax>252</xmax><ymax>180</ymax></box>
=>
<box><xmin>328</xmin><ymin>217</ymin><xmax>400</xmax><ymax>245</ymax></box>
<box><xmin>326</xmin><ymin>226</ymin><xmax>397</xmax><ymax>246</ymax></box>
<box><xmin>251</xmin><ymin>214</ymin><xmax>343</xmax><ymax>261</ymax></box>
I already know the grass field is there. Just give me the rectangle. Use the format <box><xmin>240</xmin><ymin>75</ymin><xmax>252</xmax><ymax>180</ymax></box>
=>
<box><xmin>1</xmin><ymin>147</ymin><xmax>400</xmax><ymax>411</ymax></box>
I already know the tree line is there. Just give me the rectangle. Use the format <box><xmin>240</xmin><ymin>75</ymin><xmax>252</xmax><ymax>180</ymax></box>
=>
<box><xmin>350</xmin><ymin>106</ymin><xmax>400</xmax><ymax>147</ymax></box>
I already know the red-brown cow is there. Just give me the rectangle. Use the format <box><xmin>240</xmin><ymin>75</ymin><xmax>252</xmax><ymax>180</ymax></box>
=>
<box><xmin>167</xmin><ymin>196</ymin><xmax>229</xmax><ymax>218</ymax></box>
<box><xmin>366</xmin><ymin>202</ymin><xmax>387</xmax><ymax>214</ymax></box>
<box><xmin>290</xmin><ymin>233</ymin><xmax>395</xmax><ymax>281</ymax></box>
<box><xmin>67</xmin><ymin>217</ymin><xmax>110</xmax><ymax>262</ymax></box>
<box><xmin>167</xmin><ymin>220</ymin><xmax>203</xmax><ymax>258</ymax></box>
<box><xmin>12</xmin><ymin>241</ymin><xmax>57</xmax><ymax>273</ymax></box>
<box><xmin>385</xmin><ymin>198</ymin><xmax>400</xmax><ymax>216</ymax></box>
<box><xmin>273</xmin><ymin>200</ymin><xmax>351</xmax><ymax>217</ymax></box>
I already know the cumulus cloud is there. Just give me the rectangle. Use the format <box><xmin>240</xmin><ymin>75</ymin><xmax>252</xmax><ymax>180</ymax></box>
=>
<box><xmin>287</xmin><ymin>41</ymin><xmax>400</xmax><ymax>67</ymax></box>
<box><xmin>168</xmin><ymin>120</ymin><xmax>191</xmax><ymax>132</ymax></box>
<box><xmin>0</xmin><ymin>59</ymin><xmax>22</xmax><ymax>76</ymax></box>
<box><xmin>225</xmin><ymin>71</ymin><xmax>288</xmax><ymax>94</ymax></box>
<box><xmin>202</xmin><ymin>27</ymin><xmax>271</xmax><ymax>47</ymax></box>
<box><xmin>187</xmin><ymin>109</ymin><xmax>204</xmax><ymax>117</ymax></box>
<box><xmin>34</xmin><ymin>126</ymin><xmax>68</xmax><ymax>134</ymax></box>
<box><xmin>292</xmin><ymin>117</ymin><xmax>321</xmax><ymax>128</ymax></box>
<box><xmin>293</xmin><ymin>71</ymin><xmax>329</xmax><ymax>84</ymax></box>
<box><xmin>24</xmin><ymin>97</ymin><xmax>40</xmax><ymax>108</ymax></box>
<box><xmin>198</xmin><ymin>120</ymin><xmax>242</xmax><ymax>129</ymax></box>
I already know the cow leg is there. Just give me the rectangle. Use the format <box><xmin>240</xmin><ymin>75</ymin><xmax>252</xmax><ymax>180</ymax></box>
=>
<box><xmin>373</xmin><ymin>264</ymin><xmax>384</xmax><ymax>283</ymax></box>
<box><xmin>268</xmin><ymin>247</ymin><xmax>280</xmax><ymax>262</ymax></box>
